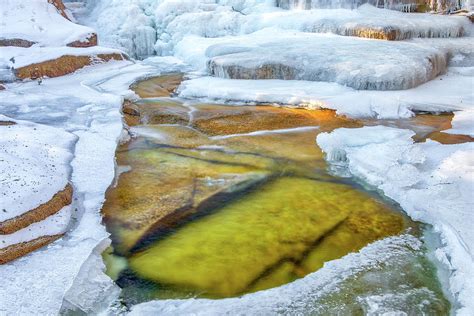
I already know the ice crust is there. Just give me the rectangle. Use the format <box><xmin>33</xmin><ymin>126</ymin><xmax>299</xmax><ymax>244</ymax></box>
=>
<box><xmin>317</xmin><ymin>126</ymin><xmax>474</xmax><ymax>315</ymax></box>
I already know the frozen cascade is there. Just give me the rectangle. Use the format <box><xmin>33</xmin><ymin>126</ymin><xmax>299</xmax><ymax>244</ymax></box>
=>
<box><xmin>276</xmin><ymin>0</ymin><xmax>467</xmax><ymax>12</ymax></box>
<box><xmin>81</xmin><ymin>0</ymin><xmax>470</xmax><ymax>59</ymax></box>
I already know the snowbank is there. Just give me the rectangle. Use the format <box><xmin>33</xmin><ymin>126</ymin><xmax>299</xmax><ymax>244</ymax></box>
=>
<box><xmin>0</xmin><ymin>0</ymin><xmax>96</xmax><ymax>47</ymax></box>
<box><xmin>317</xmin><ymin>126</ymin><xmax>474</xmax><ymax>315</ymax></box>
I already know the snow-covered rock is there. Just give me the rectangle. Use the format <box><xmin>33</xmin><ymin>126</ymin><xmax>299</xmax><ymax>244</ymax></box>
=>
<box><xmin>205</xmin><ymin>30</ymin><xmax>448</xmax><ymax>90</ymax></box>
<box><xmin>0</xmin><ymin>0</ymin><xmax>97</xmax><ymax>47</ymax></box>
<box><xmin>0</xmin><ymin>116</ymin><xmax>75</xmax><ymax>226</ymax></box>
<box><xmin>317</xmin><ymin>126</ymin><xmax>474</xmax><ymax>315</ymax></box>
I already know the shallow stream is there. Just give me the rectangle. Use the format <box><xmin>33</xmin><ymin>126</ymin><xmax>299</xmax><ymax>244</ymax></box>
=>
<box><xmin>101</xmin><ymin>74</ymin><xmax>466</xmax><ymax>313</ymax></box>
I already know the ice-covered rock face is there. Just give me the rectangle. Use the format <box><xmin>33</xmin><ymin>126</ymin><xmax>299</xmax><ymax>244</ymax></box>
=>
<box><xmin>206</xmin><ymin>32</ymin><xmax>448</xmax><ymax>90</ymax></box>
<box><xmin>276</xmin><ymin>0</ymin><xmax>465</xmax><ymax>12</ymax></box>
<box><xmin>82</xmin><ymin>0</ymin><xmax>469</xmax><ymax>60</ymax></box>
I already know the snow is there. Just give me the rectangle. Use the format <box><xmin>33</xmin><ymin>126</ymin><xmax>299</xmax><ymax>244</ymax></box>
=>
<box><xmin>317</xmin><ymin>126</ymin><xmax>474</xmax><ymax>315</ymax></box>
<box><xmin>0</xmin><ymin>0</ymin><xmax>95</xmax><ymax>47</ymax></box>
<box><xmin>177</xmin><ymin>68</ymin><xmax>474</xmax><ymax>119</ymax></box>
<box><xmin>0</xmin><ymin>206</ymin><xmax>72</xmax><ymax>249</ymax></box>
<box><xmin>446</xmin><ymin>110</ymin><xmax>474</xmax><ymax>137</ymax></box>
<box><xmin>0</xmin><ymin>46</ymin><xmax>125</xmax><ymax>69</ymax></box>
<box><xmin>0</xmin><ymin>116</ymin><xmax>75</xmax><ymax>222</ymax></box>
<box><xmin>129</xmin><ymin>235</ymin><xmax>424</xmax><ymax>315</ymax></box>
<box><xmin>0</xmin><ymin>59</ymin><xmax>165</xmax><ymax>314</ymax></box>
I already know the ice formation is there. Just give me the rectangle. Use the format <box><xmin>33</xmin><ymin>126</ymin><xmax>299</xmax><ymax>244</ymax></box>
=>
<box><xmin>177</xmin><ymin>67</ymin><xmax>474</xmax><ymax>118</ymax></box>
<box><xmin>83</xmin><ymin>1</ymin><xmax>470</xmax><ymax>59</ymax></box>
<box><xmin>205</xmin><ymin>30</ymin><xmax>448</xmax><ymax>90</ymax></box>
<box><xmin>317</xmin><ymin>126</ymin><xmax>474</xmax><ymax>315</ymax></box>
<box><xmin>276</xmin><ymin>0</ymin><xmax>468</xmax><ymax>12</ymax></box>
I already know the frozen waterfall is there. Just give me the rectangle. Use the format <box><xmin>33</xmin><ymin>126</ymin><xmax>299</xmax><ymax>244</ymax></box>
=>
<box><xmin>276</xmin><ymin>0</ymin><xmax>467</xmax><ymax>12</ymax></box>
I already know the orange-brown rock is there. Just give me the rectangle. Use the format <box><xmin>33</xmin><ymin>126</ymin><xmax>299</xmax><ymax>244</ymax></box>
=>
<box><xmin>14</xmin><ymin>53</ymin><xmax>126</xmax><ymax>80</ymax></box>
<box><xmin>67</xmin><ymin>33</ymin><xmax>98</xmax><ymax>48</ymax></box>
<box><xmin>0</xmin><ymin>38</ymin><xmax>36</xmax><ymax>48</ymax></box>
<box><xmin>122</xmin><ymin>100</ymin><xmax>141</xmax><ymax>126</ymax></box>
<box><xmin>341</xmin><ymin>26</ymin><xmax>401</xmax><ymax>41</ymax></box>
<box><xmin>0</xmin><ymin>184</ymin><xmax>73</xmax><ymax>235</ymax></box>
<box><xmin>48</xmin><ymin>0</ymin><xmax>70</xmax><ymax>20</ymax></box>
<box><xmin>191</xmin><ymin>105</ymin><xmax>359</xmax><ymax>136</ymax></box>
<box><xmin>0</xmin><ymin>234</ymin><xmax>63</xmax><ymax>264</ymax></box>
<box><xmin>0</xmin><ymin>121</ymin><xmax>15</xmax><ymax>126</ymax></box>
<box><xmin>131</xmin><ymin>73</ymin><xmax>184</xmax><ymax>98</ymax></box>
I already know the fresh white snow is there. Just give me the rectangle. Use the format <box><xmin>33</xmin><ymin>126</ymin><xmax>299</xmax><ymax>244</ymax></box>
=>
<box><xmin>0</xmin><ymin>0</ymin><xmax>95</xmax><ymax>47</ymax></box>
<box><xmin>0</xmin><ymin>115</ymin><xmax>75</xmax><ymax>223</ymax></box>
<box><xmin>0</xmin><ymin>206</ymin><xmax>72</xmax><ymax>249</ymax></box>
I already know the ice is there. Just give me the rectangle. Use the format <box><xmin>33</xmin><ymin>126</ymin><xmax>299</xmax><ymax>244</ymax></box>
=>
<box><xmin>82</xmin><ymin>1</ymin><xmax>470</xmax><ymax>59</ymax></box>
<box><xmin>0</xmin><ymin>0</ymin><xmax>95</xmax><ymax>47</ymax></box>
<box><xmin>205</xmin><ymin>30</ymin><xmax>449</xmax><ymax>90</ymax></box>
<box><xmin>445</xmin><ymin>110</ymin><xmax>474</xmax><ymax>136</ymax></box>
<box><xmin>177</xmin><ymin>67</ymin><xmax>474</xmax><ymax>118</ymax></box>
<box><xmin>0</xmin><ymin>60</ymin><xmax>161</xmax><ymax>314</ymax></box>
<box><xmin>276</xmin><ymin>0</ymin><xmax>465</xmax><ymax>12</ymax></box>
<box><xmin>317</xmin><ymin>126</ymin><xmax>474</xmax><ymax>315</ymax></box>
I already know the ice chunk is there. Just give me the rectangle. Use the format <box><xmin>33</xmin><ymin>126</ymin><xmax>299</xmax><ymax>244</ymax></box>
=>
<box><xmin>445</xmin><ymin>110</ymin><xmax>474</xmax><ymax>137</ymax></box>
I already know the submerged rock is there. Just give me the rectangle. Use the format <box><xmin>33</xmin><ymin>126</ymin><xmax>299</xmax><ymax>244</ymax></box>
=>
<box><xmin>129</xmin><ymin>177</ymin><xmax>407</xmax><ymax>297</ymax></box>
<box><xmin>102</xmin><ymin>135</ymin><xmax>274</xmax><ymax>255</ymax></box>
<box><xmin>132</xmin><ymin>73</ymin><xmax>184</xmax><ymax>98</ymax></box>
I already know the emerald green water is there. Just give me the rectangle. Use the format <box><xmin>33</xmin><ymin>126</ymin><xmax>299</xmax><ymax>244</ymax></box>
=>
<box><xmin>101</xmin><ymin>75</ymin><xmax>451</xmax><ymax>313</ymax></box>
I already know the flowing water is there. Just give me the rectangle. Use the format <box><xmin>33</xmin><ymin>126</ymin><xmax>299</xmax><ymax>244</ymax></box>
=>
<box><xmin>100</xmin><ymin>74</ymin><xmax>467</xmax><ymax>312</ymax></box>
